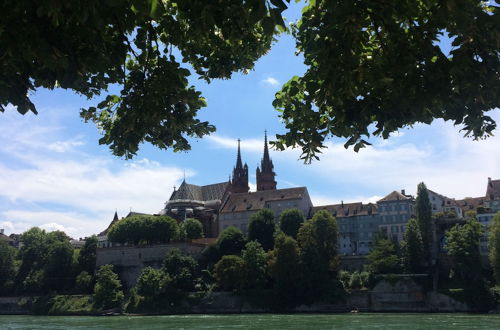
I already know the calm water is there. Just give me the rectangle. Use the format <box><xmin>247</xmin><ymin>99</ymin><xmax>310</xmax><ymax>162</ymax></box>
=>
<box><xmin>1</xmin><ymin>314</ymin><xmax>500</xmax><ymax>329</ymax></box>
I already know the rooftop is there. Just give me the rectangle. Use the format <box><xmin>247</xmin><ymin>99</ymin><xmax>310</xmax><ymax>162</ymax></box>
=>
<box><xmin>169</xmin><ymin>180</ymin><xmax>229</xmax><ymax>202</ymax></box>
<box><xmin>220</xmin><ymin>187</ymin><xmax>309</xmax><ymax>213</ymax></box>
<box><xmin>312</xmin><ymin>202</ymin><xmax>378</xmax><ymax>218</ymax></box>
<box><xmin>378</xmin><ymin>190</ymin><xmax>412</xmax><ymax>203</ymax></box>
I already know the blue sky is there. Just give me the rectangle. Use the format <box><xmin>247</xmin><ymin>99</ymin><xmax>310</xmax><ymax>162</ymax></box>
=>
<box><xmin>0</xmin><ymin>2</ymin><xmax>498</xmax><ymax>238</ymax></box>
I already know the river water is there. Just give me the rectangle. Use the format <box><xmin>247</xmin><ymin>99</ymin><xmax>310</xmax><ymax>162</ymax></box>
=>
<box><xmin>1</xmin><ymin>313</ymin><xmax>500</xmax><ymax>329</ymax></box>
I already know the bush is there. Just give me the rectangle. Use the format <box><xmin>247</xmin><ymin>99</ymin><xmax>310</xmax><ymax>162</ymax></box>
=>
<box><xmin>108</xmin><ymin>215</ymin><xmax>179</xmax><ymax>245</ymax></box>
<box><xmin>184</xmin><ymin>218</ymin><xmax>204</xmax><ymax>240</ymax></box>
<box><xmin>93</xmin><ymin>265</ymin><xmax>124</xmax><ymax>310</ymax></box>
<box><xmin>214</xmin><ymin>255</ymin><xmax>246</xmax><ymax>291</ymax></box>
<box><xmin>217</xmin><ymin>227</ymin><xmax>246</xmax><ymax>256</ymax></box>
<box><xmin>75</xmin><ymin>271</ymin><xmax>93</xmax><ymax>293</ymax></box>
<box><xmin>248</xmin><ymin>208</ymin><xmax>276</xmax><ymax>250</ymax></box>
<box><xmin>136</xmin><ymin>267</ymin><xmax>164</xmax><ymax>297</ymax></box>
<box><xmin>279</xmin><ymin>208</ymin><xmax>305</xmax><ymax>238</ymax></box>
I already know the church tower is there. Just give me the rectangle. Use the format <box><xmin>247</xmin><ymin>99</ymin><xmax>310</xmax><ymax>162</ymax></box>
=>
<box><xmin>231</xmin><ymin>139</ymin><xmax>249</xmax><ymax>193</ymax></box>
<box><xmin>256</xmin><ymin>131</ymin><xmax>277</xmax><ymax>191</ymax></box>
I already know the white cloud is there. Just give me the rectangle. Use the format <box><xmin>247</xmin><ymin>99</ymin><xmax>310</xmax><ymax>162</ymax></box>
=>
<box><xmin>311</xmin><ymin>194</ymin><xmax>384</xmax><ymax>206</ymax></box>
<box><xmin>46</xmin><ymin>138</ymin><xmax>85</xmax><ymax>152</ymax></box>
<box><xmin>207</xmin><ymin>113</ymin><xmax>500</xmax><ymax>201</ymax></box>
<box><xmin>207</xmin><ymin>135</ymin><xmax>263</xmax><ymax>152</ymax></box>
<box><xmin>262</xmin><ymin>77</ymin><xmax>280</xmax><ymax>86</ymax></box>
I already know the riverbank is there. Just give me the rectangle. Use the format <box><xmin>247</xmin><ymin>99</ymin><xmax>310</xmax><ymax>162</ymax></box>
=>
<box><xmin>0</xmin><ymin>282</ymin><xmax>472</xmax><ymax>316</ymax></box>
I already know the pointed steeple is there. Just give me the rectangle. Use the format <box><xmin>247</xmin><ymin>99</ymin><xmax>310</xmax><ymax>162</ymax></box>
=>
<box><xmin>231</xmin><ymin>138</ymin><xmax>249</xmax><ymax>193</ymax></box>
<box><xmin>235</xmin><ymin>139</ymin><xmax>243</xmax><ymax>169</ymax></box>
<box><xmin>256</xmin><ymin>131</ymin><xmax>277</xmax><ymax>191</ymax></box>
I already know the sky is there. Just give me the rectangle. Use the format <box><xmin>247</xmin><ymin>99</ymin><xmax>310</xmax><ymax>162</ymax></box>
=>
<box><xmin>0</xmin><ymin>2</ymin><xmax>498</xmax><ymax>238</ymax></box>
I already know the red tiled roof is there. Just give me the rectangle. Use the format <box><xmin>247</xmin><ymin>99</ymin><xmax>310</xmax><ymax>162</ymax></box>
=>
<box><xmin>0</xmin><ymin>233</ymin><xmax>14</xmax><ymax>242</ymax></box>
<box><xmin>378</xmin><ymin>191</ymin><xmax>412</xmax><ymax>202</ymax></box>
<box><xmin>312</xmin><ymin>202</ymin><xmax>378</xmax><ymax>218</ymax></box>
<box><xmin>220</xmin><ymin>187</ymin><xmax>309</xmax><ymax>213</ymax></box>
<box><xmin>487</xmin><ymin>178</ymin><xmax>500</xmax><ymax>201</ymax></box>
<box><xmin>454</xmin><ymin>197</ymin><xmax>486</xmax><ymax>212</ymax></box>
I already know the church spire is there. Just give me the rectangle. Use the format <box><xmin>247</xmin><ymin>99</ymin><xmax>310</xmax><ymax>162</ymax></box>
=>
<box><xmin>256</xmin><ymin>131</ymin><xmax>277</xmax><ymax>191</ymax></box>
<box><xmin>231</xmin><ymin>138</ymin><xmax>249</xmax><ymax>193</ymax></box>
<box><xmin>262</xmin><ymin>130</ymin><xmax>272</xmax><ymax>172</ymax></box>
<box><xmin>236</xmin><ymin>139</ymin><xmax>243</xmax><ymax>169</ymax></box>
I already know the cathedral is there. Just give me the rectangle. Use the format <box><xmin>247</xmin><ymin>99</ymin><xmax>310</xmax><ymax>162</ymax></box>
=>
<box><xmin>161</xmin><ymin>132</ymin><xmax>313</xmax><ymax>237</ymax></box>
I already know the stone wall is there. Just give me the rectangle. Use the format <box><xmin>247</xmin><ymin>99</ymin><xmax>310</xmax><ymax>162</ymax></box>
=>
<box><xmin>96</xmin><ymin>243</ymin><xmax>205</xmax><ymax>288</ymax></box>
<box><xmin>0</xmin><ymin>297</ymin><xmax>29</xmax><ymax>315</ymax></box>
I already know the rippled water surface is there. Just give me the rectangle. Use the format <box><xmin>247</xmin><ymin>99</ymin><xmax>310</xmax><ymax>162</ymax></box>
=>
<box><xmin>1</xmin><ymin>313</ymin><xmax>500</xmax><ymax>329</ymax></box>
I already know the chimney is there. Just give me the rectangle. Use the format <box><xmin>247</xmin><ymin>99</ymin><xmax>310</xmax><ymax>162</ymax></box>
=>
<box><xmin>489</xmin><ymin>177</ymin><xmax>492</xmax><ymax>187</ymax></box>
<box><xmin>0</xmin><ymin>229</ymin><xmax>4</xmax><ymax>235</ymax></box>
<box><xmin>401</xmin><ymin>189</ymin><xmax>406</xmax><ymax>196</ymax></box>
<box><xmin>341</xmin><ymin>200</ymin><xmax>344</xmax><ymax>207</ymax></box>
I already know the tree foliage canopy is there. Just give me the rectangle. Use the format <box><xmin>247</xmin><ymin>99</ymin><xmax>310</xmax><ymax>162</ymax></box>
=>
<box><xmin>489</xmin><ymin>212</ymin><xmax>500</xmax><ymax>285</ymax></box>
<box><xmin>248</xmin><ymin>208</ymin><xmax>276</xmax><ymax>251</ymax></box>
<box><xmin>2</xmin><ymin>1</ymin><xmax>497</xmax><ymax>161</ymax></box>
<box><xmin>401</xmin><ymin>218</ymin><xmax>425</xmax><ymax>273</ymax></box>
<box><xmin>416</xmin><ymin>182</ymin><xmax>433</xmax><ymax>261</ymax></box>
<box><xmin>217</xmin><ymin>226</ymin><xmax>246</xmax><ymax>256</ymax></box>
<box><xmin>445</xmin><ymin>218</ymin><xmax>483</xmax><ymax>280</ymax></box>
<box><xmin>108</xmin><ymin>215</ymin><xmax>179</xmax><ymax>245</ymax></box>
<box><xmin>93</xmin><ymin>264</ymin><xmax>124</xmax><ymax>310</ymax></box>
<box><xmin>214</xmin><ymin>255</ymin><xmax>246</xmax><ymax>291</ymax></box>
<box><xmin>273</xmin><ymin>0</ymin><xmax>499</xmax><ymax>161</ymax></box>
<box><xmin>278</xmin><ymin>208</ymin><xmax>305</xmax><ymax>238</ymax></box>
<box><xmin>183</xmin><ymin>218</ymin><xmax>204</xmax><ymax>240</ymax></box>
<box><xmin>366</xmin><ymin>237</ymin><xmax>401</xmax><ymax>274</ymax></box>
<box><xmin>1</xmin><ymin>0</ymin><xmax>288</xmax><ymax>158</ymax></box>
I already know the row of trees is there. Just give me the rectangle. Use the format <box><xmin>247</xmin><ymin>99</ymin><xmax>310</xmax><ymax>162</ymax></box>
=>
<box><xmin>107</xmin><ymin>215</ymin><xmax>204</xmax><ymax>245</ymax></box>
<box><xmin>0</xmin><ymin>228</ymin><xmax>97</xmax><ymax>295</ymax></box>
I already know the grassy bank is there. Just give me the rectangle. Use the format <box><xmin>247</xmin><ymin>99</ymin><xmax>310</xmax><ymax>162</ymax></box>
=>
<box><xmin>20</xmin><ymin>295</ymin><xmax>95</xmax><ymax>315</ymax></box>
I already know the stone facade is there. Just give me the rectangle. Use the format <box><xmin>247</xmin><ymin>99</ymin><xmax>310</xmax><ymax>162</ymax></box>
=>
<box><xmin>313</xmin><ymin>202</ymin><xmax>379</xmax><ymax>255</ymax></box>
<box><xmin>96</xmin><ymin>243</ymin><xmax>205</xmax><ymax>288</ymax></box>
<box><xmin>219</xmin><ymin>187</ymin><xmax>313</xmax><ymax>235</ymax></box>
<box><xmin>377</xmin><ymin>190</ymin><xmax>415</xmax><ymax>243</ymax></box>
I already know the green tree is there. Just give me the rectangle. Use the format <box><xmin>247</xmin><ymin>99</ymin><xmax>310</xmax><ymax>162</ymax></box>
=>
<box><xmin>93</xmin><ymin>265</ymin><xmax>124</xmax><ymax>310</ymax></box>
<box><xmin>446</xmin><ymin>219</ymin><xmax>493</xmax><ymax>311</ymax></box>
<box><xmin>297</xmin><ymin>210</ymin><xmax>340</xmax><ymax>303</ymax></box>
<box><xmin>2</xmin><ymin>1</ymin><xmax>286</xmax><ymax>158</ymax></box>
<box><xmin>279</xmin><ymin>208</ymin><xmax>305</xmax><ymax>238</ymax></box>
<box><xmin>78</xmin><ymin>235</ymin><xmax>98</xmax><ymax>274</ymax></box>
<box><xmin>75</xmin><ymin>271</ymin><xmax>93</xmax><ymax>293</ymax></box>
<box><xmin>272</xmin><ymin>0</ymin><xmax>498</xmax><ymax>161</ymax></box>
<box><xmin>16</xmin><ymin>228</ymin><xmax>74</xmax><ymax>293</ymax></box>
<box><xmin>136</xmin><ymin>267</ymin><xmax>164</xmax><ymax>297</ymax></box>
<box><xmin>43</xmin><ymin>238</ymin><xmax>74</xmax><ymax>292</ymax></box>
<box><xmin>0</xmin><ymin>241</ymin><xmax>16</xmax><ymax>294</ymax></box>
<box><xmin>241</xmin><ymin>241</ymin><xmax>267</xmax><ymax>290</ymax></box>
<box><xmin>162</xmin><ymin>248</ymin><xmax>198</xmax><ymax>293</ymax></box>
<box><xmin>489</xmin><ymin>212</ymin><xmax>500</xmax><ymax>285</ymax></box>
<box><xmin>367</xmin><ymin>237</ymin><xmax>401</xmax><ymax>274</ymax></box>
<box><xmin>214</xmin><ymin>255</ymin><xmax>246</xmax><ymax>291</ymax></box>
<box><xmin>183</xmin><ymin>218</ymin><xmax>204</xmax><ymax>240</ymax></box>
<box><xmin>248</xmin><ymin>208</ymin><xmax>276</xmax><ymax>251</ymax></box>
<box><xmin>401</xmin><ymin>218</ymin><xmax>425</xmax><ymax>273</ymax></box>
<box><xmin>217</xmin><ymin>227</ymin><xmax>246</xmax><ymax>256</ymax></box>
<box><xmin>416</xmin><ymin>182</ymin><xmax>433</xmax><ymax>262</ymax></box>
<box><xmin>267</xmin><ymin>233</ymin><xmax>302</xmax><ymax>310</ymax></box>
<box><xmin>16</xmin><ymin>227</ymin><xmax>47</xmax><ymax>290</ymax></box>
<box><xmin>6</xmin><ymin>2</ymin><xmax>497</xmax><ymax>161</ymax></box>
<box><xmin>108</xmin><ymin>215</ymin><xmax>179</xmax><ymax>245</ymax></box>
